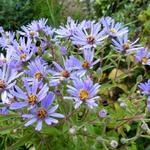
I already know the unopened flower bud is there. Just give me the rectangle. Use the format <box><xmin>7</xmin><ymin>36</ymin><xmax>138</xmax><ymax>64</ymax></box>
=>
<box><xmin>141</xmin><ymin>123</ymin><xmax>148</xmax><ymax>130</ymax></box>
<box><xmin>110</xmin><ymin>140</ymin><xmax>118</xmax><ymax>148</ymax></box>
<box><xmin>120</xmin><ymin>138</ymin><xmax>127</xmax><ymax>144</ymax></box>
<box><xmin>99</xmin><ymin>109</ymin><xmax>107</xmax><ymax>118</ymax></box>
<box><xmin>69</xmin><ymin>126</ymin><xmax>76</xmax><ymax>135</ymax></box>
<box><xmin>83</xmin><ymin>127</ymin><xmax>87</xmax><ymax>132</ymax></box>
<box><xmin>96</xmin><ymin>136</ymin><xmax>103</xmax><ymax>142</ymax></box>
<box><xmin>120</xmin><ymin>102</ymin><xmax>127</xmax><ymax>108</ymax></box>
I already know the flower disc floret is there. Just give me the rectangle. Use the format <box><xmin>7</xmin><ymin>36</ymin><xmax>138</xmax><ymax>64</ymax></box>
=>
<box><xmin>79</xmin><ymin>89</ymin><xmax>89</xmax><ymax>101</ymax></box>
<box><xmin>28</xmin><ymin>94</ymin><xmax>37</xmax><ymax>105</ymax></box>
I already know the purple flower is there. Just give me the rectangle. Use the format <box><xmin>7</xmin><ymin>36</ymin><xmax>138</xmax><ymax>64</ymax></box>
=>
<box><xmin>0</xmin><ymin>64</ymin><xmax>23</xmax><ymax>104</ymax></box>
<box><xmin>99</xmin><ymin>109</ymin><xmax>107</xmax><ymax>118</ymax></box>
<box><xmin>8</xmin><ymin>37</ymin><xmax>34</xmax><ymax>63</ymax></box>
<box><xmin>0</xmin><ymin>31</ymin><xmax>15</xmax><ymax>49</ymax></box>
<box><xmin>100</xmin><ymin>16</ymin><xmax>128</xmax><ymax>37</ymax></box>
<box><xmin>49</xmin><ymin>57</ymin><xmax>80</xmax><ymax>86</ymax></box>
<box><xmin>22</xmin><ymin>92</ymin><xmax>64</xmax><ymax>131</ymax></box>
<box><xmin>71</xmin><ymin>21</ymin><xmax>107</xmax><ymax>49</ymax></box>
<box><xmin>135</xmin><ymin>48</ymin><xmax>150</xmax><ymax>65</ymax></box>
<box><xmin>64</xmin><ymin>77</ymin><xmax>100</xmax><ymax>109</ymax></box>
<box><xmin>68</xmin><ymin>49</ymin><xmax>100</xmax><ymax>75</ymax></box>
<box><xmin>138</xmin><ymin>80</ymin><xmax>150</xmax><ymax>95</ymax></box>
<box><xmin>55</xmin><ymin>17</ymin><xmax>78</xmax><ymax>38</ymax></box>
<box><xmin>24</xmin><ymin>57</ymin><xmax>48</xmax><ymax>82</ymax></box>
<box><xmin>43</xmin><ymin>25</ymin><xmax>55</xmax><ymax>37</ymax></box>
<box><xmin>18</xmin><ymin>18</ymin><xmax>48</xmax><ymax>38</ymax></box>
<box><xmin>28</xmin><ymin>18</ymin><xmax>48</xmax><ymax>32</ymax></box>
<box><xmin>10</xmin><ymin>80</ymin><xmax>49</xmax><ymax>110</ymax></box>
<box><xmin>112</xmin><ymin>33</ymin><xmax>142</xmax><ymax>53</ymax></box>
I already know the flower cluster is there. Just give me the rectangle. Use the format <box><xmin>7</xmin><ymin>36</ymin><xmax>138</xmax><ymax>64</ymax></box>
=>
<box><xmin>0</xmin><ymin>16</ymin><xmax>148</xmax><ymax>134</ymax></box>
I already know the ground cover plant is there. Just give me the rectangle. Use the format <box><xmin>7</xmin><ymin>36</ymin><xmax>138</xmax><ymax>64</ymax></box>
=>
<box><xmin>0</xmin><ymin>16</ymin><xmax>150</xmax><ymax>150</ymax></box>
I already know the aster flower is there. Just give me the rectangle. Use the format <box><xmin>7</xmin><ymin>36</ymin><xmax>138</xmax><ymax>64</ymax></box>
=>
<box><xmin>112</xmin><ymin>33</ymin><xmax>142</xmax><ymax>53</ymax></box>
<box><xmin>138</xmin><ymin>78</ymin><xmax>150</xmax><ymax>112</ymax></box>
<box><xmin>49</xmin><ymin>57</ymin><xmax>80</xmax><ymax>86</ymax></box>
<box><xmin>100</xmin><ymin>16</ymin><xmax>128</xmax><ymax>37</ymax></box>
<box><xmin>138</xmin><ymin>80</ymin><xmax>150</xmax><ymax>95</ymax></box>
<box><xmin>68</xmin><ymin>49</ymin><xmax>100</xmax><ymax>75</ymax></box>
<box><xmin>10</xmin><ymin>80</ymin><xmax>49</xmax><ymax>110</ymax></box>
<box><xmin>43</xmin><ymin>25</ymin><xmax>55</xmax><ymax>37</ymax></box>
<box><xmin>19</xmin><ymin>26</ymin><xmax>39</xmax><ymax>39</ymax></box>
<box><xmin>135</xmin><ymin>48</ymin><xmax>150</xmax><ymax>65</ymax></box>
<box><xmin>22</xmin><ymin>92</ymin><xmax>64</xmax><ymax>131</ymax></box>
<box><xmin>24</xmin><ymin>57</ymin><xmax>48</xmax><ymax>82</ymax></box>
<box><xmin>64</xmin><ymin>77</ymin><xmax>100</xmax><ymax>109</ymax></box>
<box><xmin>0</xmin><ymin>64</ymin><xmax>23</xmax><ymax>104</ymax></box>
<box><xmin>55</xmin><ymin>17</ymin><xmax>78</xmax><ymax>38</ymax></box>
<box><xmin>27</xmin><ymin>18</ymin><xmax>48</xmax><ymax>32</ymax></box>
<box><xmin>18</xmin><ymin>18</ymin><xmax>48</xmax><ymax>38</ymax></box>
<box><xmin>0</xmin><ymin>31</ymin><xmax>15</xmax><ymax>49</ymax></box>
<box><xmin>71</xmin><ymin>21</ymin><xmax>107</xmax><ymax>49</ymax></box>
<box><xmin>8</xmin><ymin>37</ymin><xmax>34</xmax><ymax>63</ymax></box>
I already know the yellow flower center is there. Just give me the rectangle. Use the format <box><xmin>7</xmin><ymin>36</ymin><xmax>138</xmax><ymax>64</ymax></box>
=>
<box><xmin>61</xmin><ymin>70</ymin><xmax>70</xmax><ymax>78</ymax></box>
<box><xmin>86</xmin><ymin>35</ymin><xmax>95</xmax><ymax>45</ymax></box>
<box><xmin>110</xmin><ymin>28</ymin><xmax>116</xmax><ymax>34</ymax></box>
<box><xmin>82</xmin><ymin>61</ymin><xmax>90</xmax><ymax>69</ymax></box>
<box><xmin>0</xmin><ymin>79</ymin><xmax>6</xmax><ymax>91</ymax></box>
<box><xmin>37</xmin><ymin>108</ymin><xmax>47</xmax><ymax>119</ymax></box>
<box><xmin>142</xmin><ymin>57</ymin><xmax>148</xmax><ymax>64</ymax></box>
<box><xmin>34</xmin><ymin>72</ymin><xmax>43</xmax><ymax>80</ymax></box>
<box><xmin>28</xmin><ymin>94</ymin><xmax>37</xmax><ymax>105</ymax></box>
<box><xmin>79</xmin><ymin>89</ymin><xmax>89</xmax><ymax>101</ymax></box>
<box><xmin>20</xmin><ymin>53</ymin><xmax>27</xmax><ymax>60</ymax></box>
<box><xmin>123</xmin><ymin>43</ymin><xmax>130</xmax><ymax>50</ymax></box>
<box><xmin>29</xmin><ymin>31</ymin><xmax>37</xmax><ymax>37</ymax></box>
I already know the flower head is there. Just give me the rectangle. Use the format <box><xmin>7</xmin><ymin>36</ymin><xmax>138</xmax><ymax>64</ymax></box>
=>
<box><xmin>22</xmin><ymin>92</ymin><xmax>64</xmax><ymax>131</ymax></box>
<box><xmin>68</xmin><ymin>49</ymin><xmax>100</xmax><ymax>75</ymax></box>
<box><xmin>0</xmin><ymin>64</ymin><xmax>22</xmax><ymax>104</ymax></box>
<box><xmin>9</xmin><ymin>37</ymin><xmax>34</xmax><ymax>63</ymax></box>
<box><xmin>64</xmin><ymin>77</ymin><xmax>100</xmax><ymax>109</ymax></box>
<box><xmin>56</xmin><ymin>17</ymin><xmax>78</xmax><ymax>38</ymax></box>
<box><xmin>10</xmin><ymin>80</ymin><xmax>49</xmax><ymax>110</ymax></box>
<box><xmin>135</xmin><ymin>48</ymin><xmax>150</xmax><ymax>65</ymax></box>
<box><xmin>100</xmin><ymin>16</ymin><xmax>128</xmax><ymax>37</ymax></box>
<box><xmin>71</xmin><ymin>21</ymin><xmax>107</xmax><ymax>49</ymax></box>
<box><xmin>24</xmin><ymin>57</ymin><xmax>48</xmax><ymax>82</ymax></box>
<box><xmin>138</xmin><ymin>80</ymin><xmax>150</xmax><ymax>95</ymax></box>
<box><xmin>18</xmin><ymin>18</ymin><xmax>48</xmax><ymax>38</ymax></box>
<box><xmin>112</xmin><ymin>33</ymin><xmax>141</xmax><ymax>53</ymax></box>
<box><xmin>0</xmin><ymin>31</ymin><xmax>15</xmax><ymax>49</ymax></box>
<box><xmin>49</xmin><ymin>57</ymin><xmax>80</xmax><ymax>86</ymax></box>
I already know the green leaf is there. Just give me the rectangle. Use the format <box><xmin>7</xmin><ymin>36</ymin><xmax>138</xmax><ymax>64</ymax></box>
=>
<box><xmin>6</xmin><ymin>132</ymin><xmax>34</xmax><ymax>150</ymax></box>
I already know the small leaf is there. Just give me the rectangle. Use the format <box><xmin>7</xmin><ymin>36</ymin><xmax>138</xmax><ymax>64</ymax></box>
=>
<box><xmin>108</xmin><ymin>68</ymin><xmax>124</xmax><ymax>80</ymax></box>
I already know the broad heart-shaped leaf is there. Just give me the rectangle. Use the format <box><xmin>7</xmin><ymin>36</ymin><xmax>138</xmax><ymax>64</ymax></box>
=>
<box><xmin>6</xmin><ymin>132</ymin><xmax>34</xmax><ymax>150</ymax></box>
